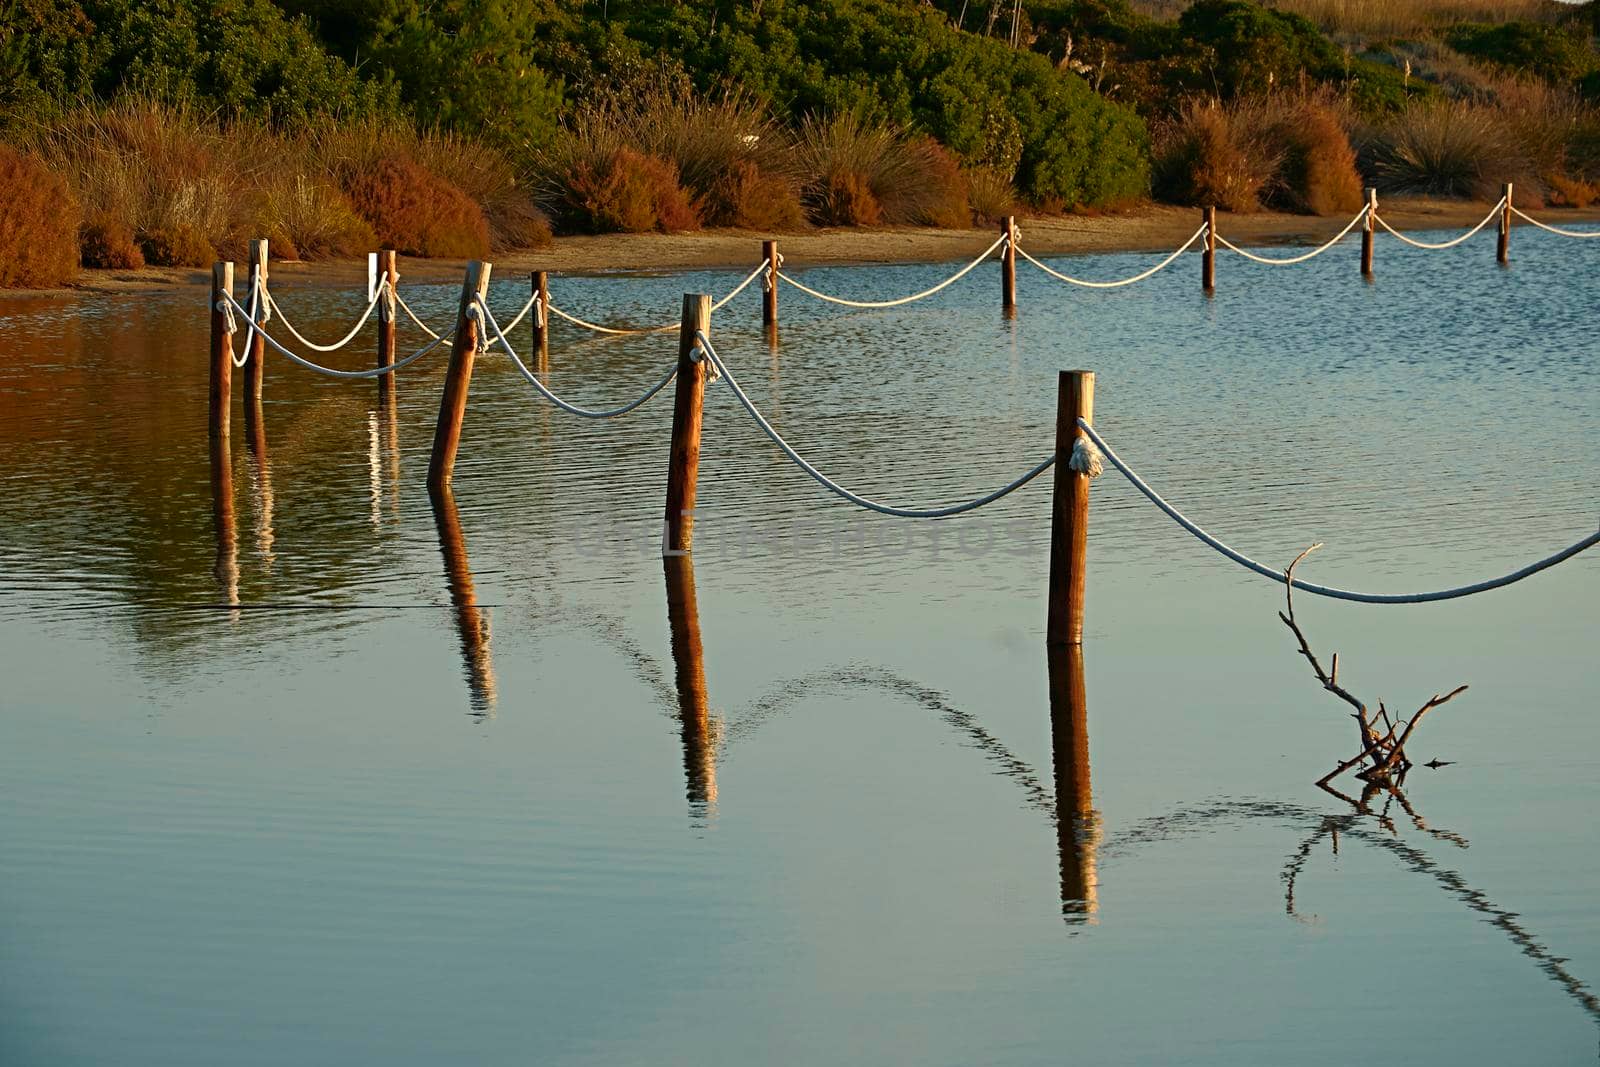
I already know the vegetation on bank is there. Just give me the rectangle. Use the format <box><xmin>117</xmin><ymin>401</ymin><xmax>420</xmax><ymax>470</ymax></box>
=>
<box><xmin>0</xmin><ymin>0</ymin><xmax>1597</xmax><ymax>287</ymax></box>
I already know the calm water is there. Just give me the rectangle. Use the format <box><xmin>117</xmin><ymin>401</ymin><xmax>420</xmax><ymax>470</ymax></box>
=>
<box><xmin>2</xmin><ymin>232</ymin><xmax>1598</xmax><ymax>1065</ymax></box>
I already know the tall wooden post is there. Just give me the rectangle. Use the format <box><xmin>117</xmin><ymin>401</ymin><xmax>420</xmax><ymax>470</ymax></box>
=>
<box><xmin>209</xmin><ymin>262</ymin><xmax>235</xmax><ymax>440</ymax></box>
<box><xmin>427</xmin><ymin>261</ymin><xmax>493</xmax><ymax>493</ymax></box>
<box><xmin>1202</xmin><ymin>206</ymin><xmax>1217</xmax><ymax>294</ymax></box>
<box><xmin>664</xmin><ymin>555</ymin><xmax>717</xmax><ymax>807</ymax></box>
<box><xmin>1047</xmin><ymin>370</ymin><xmax>1095</xmax><ymax>646</ymax></box>
<box><xmin>376</xmin><ymin>249</ymin><xmax>398</xmax><ymax>395</ymax></box>
<box><xmin>1001</xmin><ymin>216</ymin><xmax>1017</xmax><ymax>314</ymax></box>
<box><xmin>762</xmin><ymin>240</ymin><xmax>779</xmax><ymax>328</ymax></box>
<box><xmin>1361</xmin><ymin>188</ymin><xmax>1376</xmax><ymax>279</ymax></box>
<box><xmin>663</xmin><ymin>293</ymin><xmax>712</xmax><ymax>555</ymax></box>
<box><xmin>531</xmin><ymin>270</ymin><xmax>550</xmax><ymax>371</ymax></box>
<box><xmin>1498</xmin><ymin>182</ymin><xmax>1513</xmax><ymax>265</ymax></box>
<box><xmin>243</xmin><ymin>240</ymin><xmax>268</xmax><ymax>406</ymax></box>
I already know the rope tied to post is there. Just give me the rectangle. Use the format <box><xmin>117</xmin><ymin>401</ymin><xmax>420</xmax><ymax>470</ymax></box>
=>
<box><xmin>762</xmin><ymin>251</ymin><xmax>785</xmax><ymax>293</ymax></box>
<box><xmin>1068</xmin><ymin>436</ymin><xmax>1104</xmax><ymax>478</ymax></box>
<box><xmin>693</xmin><ymin>330</ymin><xmax>1055</xmax><ymax>518</ymax></box>
<box><xmin>1078</xmin><ymin>417</ymin><xmax>1600</xmax><ymax>603</ymax></box>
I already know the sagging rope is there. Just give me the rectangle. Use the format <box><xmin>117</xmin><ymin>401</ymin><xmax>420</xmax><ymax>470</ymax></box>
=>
<box><xmin>1075</xmin><ymin>418</ymin><xmax>1600</xmax><ymax>604</ymax></box>
<box><xmin>777</xmin><ymin>232</ymin><xmax>1008</xmax><ymax>309</ymax></box>
<box><xmin>546</xmin><ymin>262</ymin><xmax>769</xmax><ymax>336</ymax></box>
<box><xmin>694</xmin><ymin>331</ymin><xmax>1054</xmax><ymax>518</ymax></box>
<box><xmin>473</xmin><ymin>297</ymin><xmax>678</xmax><ymax>418</ymax></box>
<box><xmin>265</xmin><ymin>280</ymin><xmax>385</xmax><ymax>353</ymax></box>
<box><xmin>1016</xmin><ymin>223</ymin><xmax>1208</xmax><ymax>288</ymax></box>
<box><xmin>1510</xmin><ymin>205</ymin><xmax>1600</xmax><ymax>239</ymax></box>
<box><xmin>1214</xmin><ymin>206</ymin><xmax>1369</xmax><ymax>265</ymax></box>
<box><xmin>219</xmin><ymin>289</ymin><xmax>453</xmax><ymax>379</ymax></box>
<box><xmin>1373</xmin><ymin>198</ymin><xmax>1505</xmax><ymax>251</ymax></box>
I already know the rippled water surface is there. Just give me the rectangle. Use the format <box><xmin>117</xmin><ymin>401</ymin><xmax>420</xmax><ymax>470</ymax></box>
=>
<box><xmin>3</xmin><ymin>232</ymin><xmax>1598</xmax><ymax>1065</ymax></box>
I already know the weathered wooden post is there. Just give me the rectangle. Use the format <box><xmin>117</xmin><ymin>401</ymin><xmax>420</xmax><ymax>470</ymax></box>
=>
<box><xmin>1001</xmin><ymin>216</ymin><xmax>1018</xmax><ymax>314</ymax></box>
<box><xmin>1361</xmin><ymin>188</ymin><xmax>1376</xmax><ymax>278</ymax></box>
<box><xmin>1498</xmin><ymin>182</ymin><xmax>1513</xmax><ymax>265</ymax></box>
<box><xmin>663</xmin><ymin>293</ymin><xmax>712</xmax><ymax>555</ymax></box>
<box><xmin>762</xmin><ymin>240</ymin><xmax>779</xmax><ymax>329</ymax></box>
<box><xmin>376</xmin><ymin>247</ymin><xmax>398</xmax><ymax>390</ymax></box>
<box><xmin>1047</xmin><ymin>370</ymin><xmax>1094</xmax><ymax>646</ymax></box>
<box><xmin>1202</xmin><ymin>206</ymin><xmax>1217</xmax><ymax>294</ymax></box>
<box><xmin>243</xmin><ymin>240</ymin><xmax>268</xmax><ymax>406</ymax></box>
<box><xmin>209</xmin><ymin>262</ymin><xmax>235</xmax><ymax>440</ymax></box>
<box><xmin>426</xmin><ymin>261</ymin><xmax>493</xmax><ymax>493</ymax></box>
<box><xmin>531</xmin><ymin>269</ymin><xmax>550</xmax><ymax>369</ymax></box>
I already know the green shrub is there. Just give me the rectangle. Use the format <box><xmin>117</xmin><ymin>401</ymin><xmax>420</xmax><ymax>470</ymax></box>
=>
<box><xmin>0</xmin><ymin>143</ymin><xmax>80</xmax><ymax>286</ymax></box>
<box><xmin>1446</xmin><ymin>22</ymin><xmax>1597</xmax><ymax>85</ymax></box>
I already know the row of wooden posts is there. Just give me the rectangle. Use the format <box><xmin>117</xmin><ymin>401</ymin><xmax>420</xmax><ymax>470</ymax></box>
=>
<box><xmin>205</xmin><ymin>181</ymin><xmax>1524</xmax><ymax>646</ymax></box>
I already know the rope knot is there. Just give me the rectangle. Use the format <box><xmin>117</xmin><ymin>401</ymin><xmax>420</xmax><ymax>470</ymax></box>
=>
<box><xmin>378</xmin><ymin>278</ymin><xmax>396</xmax><ymax>324</ymax></box>
<box><xmin>1068</xmin><ymin>435</ymin><xmax>1103</xmax><ymax>479</ymax></box>
<box><xmin>692</xmin><ymin>335</ymin><xmax>721</xmax><ymax>383</ymax></box>
<box><xmin>215</xmin><ymin>297</ymin><xmax>238</xmax><ymax>334</ymax></box>
<box><xmin>467</xmin><ymin>301</ymin><xmax>489</xmax><ymax>355</ymax></box>
<box><xmin>532</xmin><ymin>292</ymin><xmax>547</xmax><ymax>329</ymax></box>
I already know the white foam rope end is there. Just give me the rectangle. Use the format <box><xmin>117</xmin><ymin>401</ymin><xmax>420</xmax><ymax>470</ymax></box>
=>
<box><xmin>1069</xmin><ymin>435</ymin><xmax>1104</xmax><ymax>479</ymax></box>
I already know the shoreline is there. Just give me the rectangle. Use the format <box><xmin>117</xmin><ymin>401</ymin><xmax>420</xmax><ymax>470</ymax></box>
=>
<box><xmin>11</xmin><ymin>197</ymin><xmax>1600</xmax><ymax>299</ymax></box>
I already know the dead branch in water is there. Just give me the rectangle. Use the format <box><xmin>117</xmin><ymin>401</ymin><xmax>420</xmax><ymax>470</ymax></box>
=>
<box><xmin>1278</xmin><ymin>544</ymin><xmax>1468</xmax><ymax>786</ymax></box>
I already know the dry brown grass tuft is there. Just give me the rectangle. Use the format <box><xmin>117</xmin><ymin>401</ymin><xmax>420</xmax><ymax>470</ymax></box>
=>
<box><xmin>556</xmin><ymin>147</ymin><xmax>701</xmax><ymax>234</ymax></box>
<box><xmin>0</xmin><ymin>144</ymin><xmax>80</xmax><ymax>287</ymax></box>
<box><xmin>1362</xmin><ymin>99</ymin><xmax>1535</xmax><ymax>199</ymax></box>
<box><xmin>965</xmin><ymin>166</ymin><xmax>1017</xmax><ymax>224</ymax></box>
<box><xmin>1153</xmin><ymin>99</ymin><xmax>1282</xmax><ymax>212</ymax></box>
<box><xmin>79</xmin><ymin>213</ymin><xmax>144</xmax><ymax>270</ymax></box>
<box><xmin>911</xmin><ymin>139</ymin><xmax>973</xmax><ymax>228</ymax></box>
<box><xmin>342</xmin><ymin>156</ymin><xmax>490</xmax><ymax>258</ymax></box>
<box><xmin>138</xmin><ymin>224</ymin><xmax>217</xmax><ymax>268</ymax></box>
<box><xmin>798</xmin><ymin>113</ymin><xmax>945</xmax><ymax>225</ymax></box>
<box><xmin>1269</xmin><ymin>96</ymin><xmax>1365</xmax><ymax>215</ymax></box>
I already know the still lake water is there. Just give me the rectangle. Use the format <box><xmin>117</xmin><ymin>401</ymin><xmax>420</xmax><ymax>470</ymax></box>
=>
<box><xmin>2</xmin><ymin>232</ymin><xmax>1597</xmax><ymax>1065</ymax></box>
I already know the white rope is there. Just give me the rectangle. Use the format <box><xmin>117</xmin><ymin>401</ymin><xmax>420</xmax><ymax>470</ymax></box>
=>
<box><xmin>1510</xmin><ymin>205</ymin><xmax>1600</xmax><ymax>239</ymax></box>
<box><xmin>230</xmin><ymin>279</ymin><xmax>257</xmax><ymax>368</ymax></box>
<box><xmin>544</xmin><ymin>263</ymin><xmax>768</xmax><ymax>336</ymax></box>
<box><xmin>1016</xmin><ymin>224</ymin><xmax>1207</xmax><ymax>288</ymax></box>
<box><xmin>220</xmin><ymin>290</ymin><xmax>451</xmax><ymax>379</ymax></box>
<box><xmin>777</xmin><ymin>232</ymin><xmax>1007</xmax><ymax>309</ymax></box>
<box><xmin>694</xmin><ymin>331</ymin><xmax>1054</xmax><ymax>518</ymax></box>
<box><xmin>1079</xmin><ymin>418</ymin><xmax>1600</xmax><ymax>604</ymax></box>
<box><xmin>473</xmin><ymin>298</ymin><xmax>678</xmax><ymax>418</ymax></box>
<box><xmin>1214</xmin><ymin>207</ymin><xmax>1369</xmax><ymax>265</ymax></box>
<box><xmin>1373</xmin><ymin>199</ymin><xmax>1505</xmax><ymax>250</ymax></box>
<box><xmin>265</xmin><ymin>283</ymin><xmax>384</xmax><ymax>352</ymax></box>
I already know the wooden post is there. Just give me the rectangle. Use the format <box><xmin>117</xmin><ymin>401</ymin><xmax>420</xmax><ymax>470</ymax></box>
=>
<box><xmin>1498</xmin><ymin>182</ymin><xmax>1513</xmax><ymax>265</ymax></box>
<box><xmin>663</xmin><ymin>293</ymin><xmax>712</xmax><ymax>555</ymax></box>
<box><xmin>1202</xmin><ymin>206</ymin><xmax>1217</xmax><ymax>294</ymax></box>
<box><xmin>1047</xmin><ymin>370</ymin><xmax>1094</xmax><ymax>646</ymax></box>
<box><xmin>762</xmin><ymin>240</ymin><xmax>779</xmax><ymax>328</ymax></box>
<box><xmin>531</xmin><ymin>270</ymin><xmax>550</xmax><ymax>370</ymax></box>
<box><xmin>376</xmin><ymin>249</ymin><xmax>398</xmax><ymax>390</ymax></box>
<box><xmin>1361</xmin><ymin>188</ymin><xmax>1376</xmax><ymax>279</ymax></box>
<box><xmin>426</xmin><ymin>261</ymin><xmax>492</xmax><ymax>493</ymax></box>
<box><xmin>243</xmin><ymin>240</ymin><xmax>267</xmax><ymax>406</ymax></box>
<box><xmin>1001</xmin><ymin>216</ymin><xmax>1017</xmax><ymax>314</ymax></box>
<box><xmin>209</xmin><ymin>262</ymin><xmax>234</xmax><ymax>440</ymax></box>
<box><xmin>664</xmin><ymin>555</ymin><xmax>717</xmax><ymax>806</ymax></box>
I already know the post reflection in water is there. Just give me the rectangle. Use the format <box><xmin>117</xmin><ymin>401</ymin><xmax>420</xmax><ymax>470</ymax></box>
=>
<box><xmin>208</xmin><ymin>431</ymin><xmax>239</xmax><ymax>611</ymax></box>
<box><xmin>368</xmin><ymin>399</ymin><xmax>401</xmax><ymax>530</ymax></box>
<box><xmin>429</xmin><ymin>487</ymin><xmax>497</xmax><ymax>719</ymax></box>
<box><xmin>662</xmin><ymin>556</ymin><xmax>719</xmax><ymax>812</ymax></box>
<box><xmin>1048</xmin><ymin>642</ymin><xmax>1101</xmax><ymax>923</ymax></box>
<box><xmin>243</xmin><ymin>398</ymin><xmax>276</xmax><ymax>569</ymax></box>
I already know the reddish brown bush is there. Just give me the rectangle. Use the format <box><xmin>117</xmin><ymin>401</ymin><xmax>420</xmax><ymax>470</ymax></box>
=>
<box><xmin>699</xmin><ymin>159</ymin><xmax>806</xmax><ymax>230</ymax></box>
<box><xmin>80</xmin><ymin>212</ymin><xmax>144</xmax><ymax>269</ymax></box>
<box><xmin>817</xmin><ymin>172</ymin><xmax>883</xmax><ymax>226</ymax></box>
<box><xmin>1270</xmin><ymin>100</ymin><xmax>1364</xmax><ymax>216</ymax></box>
<box><xmin>1545</xmin><ymin>172</ymin><xmax>1599</xmax><ymax>207</ymax></box>
<box><xmin>0</xmin><ymin>144</ymin><xmax>80</xmax><ymax>287</ymax></box>
<box><xmin>343</xmin><ymin>156</ymin><xmax>490</xmax><ymax>259</ymax></box>
<box><xmin>138</xmin><ymin>224</ymin><xmax>215</xmax><ymax>267</ymax></box>
<box><xmin>565</xmin><ymin>148</ymin><xmax>700</xmax><ymax>233</ymax></box>
<box><xmin>1153</xmin><ymin>101</ymin><xmax>1279</xmax><ymax>213</ymax></box>
<box><xmin>912</xmin><ymin>140</ymin><xmax>972</xmax><ymax>228</ymax></box>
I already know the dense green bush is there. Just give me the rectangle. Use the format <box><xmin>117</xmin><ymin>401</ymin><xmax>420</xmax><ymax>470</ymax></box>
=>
<box><xmin>1445</xmin><ymin>22</ymin><xmax>1598</xmax><ymax>85</ymax></box>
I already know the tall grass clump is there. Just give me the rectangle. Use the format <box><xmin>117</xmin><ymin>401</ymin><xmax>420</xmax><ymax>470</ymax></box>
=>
<box><xmin>409</xmin><ymin>131</ymin><xmax>552</xmax><ymax>249</ymax></box>
<box><xmin>1362</xmin><ymin>100</ymin><xmax>1527</xmax><ymax>198</ymax></box>
<box><xmin>965</xmin><ymin>165</ymin><xmax>1017</xmax><ymax>224</ymax></box>
<box><xmin>1268</xmin><ymin>96</ymin><xmax>1364</xmax><ymax>215</ymax></box>
<box><xmin>797</xmin><ymin>114</ymin><xmax>964</xmax><ymax>226</ymax></box>
<box><xmin>1152</xmin><ymin>99</ymin><xmax>1281</xmax><ymax>212</ymax></box>
<box><xmin>0</xmin><ymin>144</ymin><xmax>80</xmax><ymax>287</ymax></box>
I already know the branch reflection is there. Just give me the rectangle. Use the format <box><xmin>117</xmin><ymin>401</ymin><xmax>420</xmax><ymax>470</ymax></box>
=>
<box><xmin>430</xmin><ymin>486</ymin><xmax>497</xmax><ymax>719</ymax></box>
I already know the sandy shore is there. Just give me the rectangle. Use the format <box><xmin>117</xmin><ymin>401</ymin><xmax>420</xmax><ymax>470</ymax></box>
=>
<box><xmin>15</xmin><ymin>196</ymin><xmax>1600</xmax><ymax>298</ymax></box>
